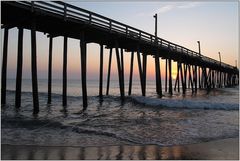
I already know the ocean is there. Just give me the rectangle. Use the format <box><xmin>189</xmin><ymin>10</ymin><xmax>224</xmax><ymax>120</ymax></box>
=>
<box><xmin>1</xmin><ymin>79</ymin><xmax>239</xmax><ymax>149</ymax></box>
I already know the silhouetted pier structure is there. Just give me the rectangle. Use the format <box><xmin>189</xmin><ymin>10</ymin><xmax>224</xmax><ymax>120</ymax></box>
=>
<box><xmin>1</xmin><ymin>1</ymin><xmax>239</xmax><ymax>113</ymax></box>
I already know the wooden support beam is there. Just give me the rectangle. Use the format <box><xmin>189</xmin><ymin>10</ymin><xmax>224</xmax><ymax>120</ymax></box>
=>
<box><xmin>188</xmin><ymin>65</ymin><xmax>191</xmax><ymax>89</ymax></box>
<box><xmin>207</xmin><ymin>69</ymin><xmax>212</xmax><ymax>89</ymax></box>
<box><xmin>31</xmin><ymin>21</ymin><xmax>39</xmax><ymax>114</ymax></box>
<box><xmin>168</xmin><ymin>59</ymin><xmax>172</xmax><ymax>95</ymax></box>
<box><xmin>142</xmin><ymin>54</ymin><xmax>147</xmax><ymax>96</ymax></box>
<box><xmin>62</xmin><ymin>36</ymin><xmax>68</xmax><ymax>106</ymax></box>
<box><xmin>200</xmin><ymin>67</ymin><xmax>204</xmax><ymax>88</ymax></box>
<box><xmin>106</xmin><ymin>48</ymin><xmax>112</xmax><ymax>95</ymax></box>
<box><xmin>212</xmin><ymin>70</ymin><xmax>215</xmax><ymax>88</ymax></box>
<box><xmin>194</xmin><ymin>65</ymin><xmax>197</xmax><ymax>92</ymax></box>
<box><xmin>99</xmin><ymin>44</ymin><xmax>104</xmax><ymax>98</ymax></box>
<box><xmin>137</xmin><ymin>47</ymin><xmax>144</xmax><ymax>96</ymax></box>
<box><xmin>184</xmin><ymin>64</ymin><xmax>187</xmax><ymax>91</ymax></box>
<box><xmin>179</xmin><ymin>63</ymin><xmax>185</xmax><ymax>94</ymax></box>
<box><xmin>219</xmin><ymin>71</ymin><xmax>222</xmax><ymax>88</ymax></box>
<box><xmin>120</xmin><ymin>48</ymin><xmax>125</xmax><ymax>95</ymax></box>
<box><xmin>47</xmin><ymin>36</ymin><xmax>53</xmax><ymax>104</ymax></box>
<box><xmin>115</xmin><ymin>41</ymin><xmax>124</xmax><ymax>100</ymax></box>
<box><xmin>155</xmin><ymin>51</ymin><xmax>162</xmax><ymax>96</ymax></box>
<box><xmin>15</xmin><ymin>28</ymin><xmax>24</xmax><ymax>108</ymax></box>
<box><xmin>198</xmin><ymin>66</ymin><xmax>201</xmax><ymax>89</ymax></box>
<box><xmin>1</xmin><ymin>28</ymin><xmax>9</xmax><ymax>106</ymax></box>
<box><xmin>174</xmin><ymin>62</ymin><xmax>179</xmax><ymax>92</ymax></box>
<box><xmin>209</xmin><ymin>69</ymin><xmax>212</xmax><ymax>88</ymax></box>
<box><xmin>188</xmin><ymin>65</ymin><xmax>194</xmax><ymax>93</ymax></box>
<box><xmin>80</xmin><ymin>32</ymin><xmax>88</xmax><ymax>110</ymax></box>
<box><xmin>128</xmin><ymin>51</ymin><xmax>134</xmax><ymax>96</ymax></box>
<box><xmin>177</xmin><ymin>63</ymin><xmax>180</xmax><ymax>92</ymax></box>
<box><xmin>165</xmin><ymin>59</ymin><xmax>168</xmax><ymax>92</ymax></box>
<box><xmin>204</xmin><ymin>68</ymin><xmax>208</xmax><ymax>89</ymax></box>
<box><xmin>223</xmin><ymin>72</ymin><xmax>226</xmax><ymax>87</ymax></box>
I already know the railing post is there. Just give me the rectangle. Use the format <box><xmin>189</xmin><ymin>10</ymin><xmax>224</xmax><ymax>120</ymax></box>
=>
<box><xmin>64</xmin><ymin>3</ymin><xmax>67</xmax><ymax>21</ymax></box>
<box><xmin>109</xmin><ymin>21</ymin><xmax>112</xmax><ymax>32</ymax></box>
<box><xmin>89</xmin><ymin>13</ymin><xmax>92</xmax><ymax>23</ymax></box>
<box><xmin>31</xmin><ymin>1</ymin><xmax>34</xmax><ymax>12</ymax></box>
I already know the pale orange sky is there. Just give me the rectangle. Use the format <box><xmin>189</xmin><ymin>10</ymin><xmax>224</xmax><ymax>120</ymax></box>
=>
<box><xmin>1</xmin><ymin>1</ymin><xmax>238</xmax><ymax>80</ymax></box>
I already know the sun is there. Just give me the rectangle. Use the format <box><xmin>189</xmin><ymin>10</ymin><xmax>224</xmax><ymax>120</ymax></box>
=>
<box><xmin>172</xmin><ymin>73</ymin><xmax>177</xmax><ymax>80</ymax></box>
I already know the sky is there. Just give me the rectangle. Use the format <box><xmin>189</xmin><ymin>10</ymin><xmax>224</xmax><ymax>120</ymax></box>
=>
<box><xmin>1</xmin><ymin>1</ymin><xmax>238</xmax><ymax>81</ymax></box>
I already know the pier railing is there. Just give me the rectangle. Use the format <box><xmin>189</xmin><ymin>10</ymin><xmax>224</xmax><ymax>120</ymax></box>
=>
<box><xmin>12</xmin><ymin>1</ymin><xmax>236</xmax><ymax>70</ymax></box>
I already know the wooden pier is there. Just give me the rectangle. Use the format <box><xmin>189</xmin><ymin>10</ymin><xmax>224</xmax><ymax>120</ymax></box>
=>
<box><xmin>1</xmin><ymin>1</ymin><xmax>239</xmax><ymax>113</ymax></box>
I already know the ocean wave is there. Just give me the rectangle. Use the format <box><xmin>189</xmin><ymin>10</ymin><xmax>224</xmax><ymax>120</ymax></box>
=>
<box><xmin>131</xmin><ymin>96</ymin><xmax>239</xmax><ymax>110</ymax></box>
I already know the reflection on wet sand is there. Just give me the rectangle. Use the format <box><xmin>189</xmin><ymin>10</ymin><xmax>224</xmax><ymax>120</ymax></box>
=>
<box><xmin>2</xmin><ymin>138</ymin><xmax>239</xmax><ymax>160</ymax></box>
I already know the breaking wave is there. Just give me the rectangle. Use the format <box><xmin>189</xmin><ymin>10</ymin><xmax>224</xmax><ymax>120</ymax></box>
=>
<box><xmin>131</xmin><ymin>96</ymin><xmax>239</xmax><ymax>110</ymax></box>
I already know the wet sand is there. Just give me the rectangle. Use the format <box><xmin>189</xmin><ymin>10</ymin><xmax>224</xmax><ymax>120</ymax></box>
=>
<box><xmin>1</xmin><ymin>138</ymin><xmax>239</xmax><ymax>160</ymax></box>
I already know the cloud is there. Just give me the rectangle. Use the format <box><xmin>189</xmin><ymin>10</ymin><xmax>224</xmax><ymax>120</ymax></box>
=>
<box><xmin>136</xmin><ymin>2</ymin><xmax>201</xmax><ymax>17</ymax></box>
<box><xmin>155</xmin><ymin>2</ymin><xmax>200</xmax><ymax>14</ymax></box>
<box><xmin>157</xmin><ymin>5</ymin><xmax>175</xmax><ymax>13</ymax></box>
<box><xmin>177</xmin><ymin>2</ymin><xmax>200</xmax><ymax>9</ymax></box>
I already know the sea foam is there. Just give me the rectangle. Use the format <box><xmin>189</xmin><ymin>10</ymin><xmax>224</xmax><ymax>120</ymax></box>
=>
<box><xmin>131</xmin><ymin>96</ymin><xmax>239</xmax><ymax>110</ymax></box>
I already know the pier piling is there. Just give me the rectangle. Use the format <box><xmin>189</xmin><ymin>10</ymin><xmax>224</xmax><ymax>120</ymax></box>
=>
<box><xmin>179</xmin><ymin>63</ymin><xmax>185</xmax><ymax>94</ymax></box>
<box><xmin>155</xmin><ymin>52</ymin><xmax>162</xmax><ymax>96</ymax></box>
<box><xmin>168</xmin><ymin>59</ymin><xmax>172</xmax><ymax>95</ymax></box>
<box><xmin>106</xmin><ymin>48</ymin><xmax>112</xmax><ymax>95</ymax></box>
<box><xmin>137</xmin><ymin>47</ymin><xmax>144</xmax><ymax>96</ymax></box>
<box><xmin>80</xmin><ymin>33</ymin><xmax>88</xmax><ymax>110</ymax></box>
<box><xmin>1</xmin><ymin>28</ymin><xmax>9</xmax><ymax>106</ymax></box>
<box><xmin>47</xmin><ymin>36</ymin><xmax>53</xmax><ymax>104</ymax></box>
<box><xmin>115</xmin><ymin>42</ymin><xmax>124</xmax><ymax>100</ymax></box>
<box><xmin>31</xmin><ymin>21</ymin><xmax>39</xmax><ymax>114</ymax></box>
<box><xmin>142</xmin><ymin>54</ymin><xmax>147</xmax><ymax>96</ymax></box>
<box><xmin>15</xmin><ymin>28</ymin><xmax>23</xmax><ymax>108</ymax></box>
<box><xmin>1</xmin><ymin>1</ymin><xmax>238</xmax><ymax>113</ymax></box>
<box><xmin>63</xmin><ymin>36</ymin><xmax>68</xmax><ymax>106</ymax></box>
<box><xmin>128</xmin><ymin>51</ymin><xmax>134</xmax><ymax>96</ymax></box>
<box><xmin>99</xmin><ymin>44</ymin><xmax>104</xmax><ymax>98</ymax></box>
<box><xmin>165</xmin><ymin>59</ymin><xmax>168</xmax><ymax>92</ymax></box>
<box><xmin>120</xmin><ymin>48</ymin><xmax>125</xmax><ymax>95</ymax></box>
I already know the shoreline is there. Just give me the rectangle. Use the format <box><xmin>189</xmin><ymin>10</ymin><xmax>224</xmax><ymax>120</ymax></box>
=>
<box><xmin>2</xmin><ymin>138</ymin><xmax>239</xmax><ymax>160</ymax></box>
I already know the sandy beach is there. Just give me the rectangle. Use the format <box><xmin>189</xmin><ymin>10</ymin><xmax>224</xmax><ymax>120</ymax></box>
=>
<box><xmin>1</xmin><ymin>138</ymin><xmax>238</xmax><ymax>160</ymax></box>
